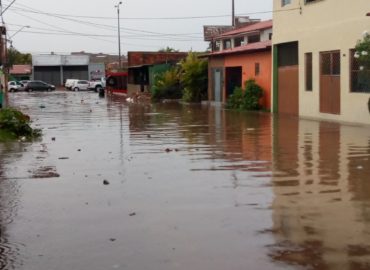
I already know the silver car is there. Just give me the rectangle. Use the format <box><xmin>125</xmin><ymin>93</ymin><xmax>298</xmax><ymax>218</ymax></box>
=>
<box><xmin>71</xmin><ymin>80</ymin><xmax>89</xmax><ymax>91</ymax></box>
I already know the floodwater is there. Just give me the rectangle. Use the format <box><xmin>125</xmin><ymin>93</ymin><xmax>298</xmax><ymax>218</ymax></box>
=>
<box><xmin>1</xmin><ymin>91</ymin><xmax>370</xmax><ymax>270</ymax></box>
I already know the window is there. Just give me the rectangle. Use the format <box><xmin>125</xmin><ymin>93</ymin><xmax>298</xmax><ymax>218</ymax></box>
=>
<box><xmin>269</xmin><ymin>33</ymin><xmax>273</xmax><ymax>40</ymax></box>
<box><xmin>305</xmin><ymin>53</ymin><xmax>313</xmax><ymax>91</ymax></box>
<box><xmin>223</xmin><ymin>39</ymin><xmax>232</xmax><ymax>50</ymax></box>
<box><xmin>350</xmin><ymin>49</ymin><xmax>370</xmax><ymax>93</ymax></box>
<box><xmin>305</xmin><ymin>0</ymin><xmax>320</xmax><ymax>3</ymax></box>
<box><xmin>248</xmin><ymin>34</ymin><xmax>260</xmax><ymax>44</ymax></box>
<box><xmin>255</xmin><ymin>63</ymin><xmax>260</xmax><ymax>76</ymax></box>
<box><xmin>282</xmin><ymin>0</ymin><xmax>291</xmax><ymax>6</ymax></box>
<box><xmin>321</xmin><ymin>51</ymin><xmax>340</xmax><ymax>76</ymax></box>
<box><xmin>213</xmin><ymin>40</ymin><xmax>221</xmax><ymax>52</ymax></box>
<box><xmin>234</xmin><ymin>37</ymin><xmax>244</xmax><ymax>47</ymax></box>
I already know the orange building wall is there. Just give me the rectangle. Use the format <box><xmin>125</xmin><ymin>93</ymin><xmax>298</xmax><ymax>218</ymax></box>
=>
<box><xmin>224</xmin><ymin>51</ymin><xmax>272</xmax><ymax>110</ymax></box>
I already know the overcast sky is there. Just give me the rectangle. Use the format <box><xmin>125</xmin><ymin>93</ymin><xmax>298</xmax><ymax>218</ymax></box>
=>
<box><xmin>3</xmin><ymin>0</ymin><xmax>272</xmax><ymax>55</ymax></box>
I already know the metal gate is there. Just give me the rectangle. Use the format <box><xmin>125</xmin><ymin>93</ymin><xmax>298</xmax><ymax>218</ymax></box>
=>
<box><xmin>213</xmin><ymin>69</ymin><xmax>222</xmax><ymax>102</ymax></box>
<box><xmin>320</xmin><ymin>51</ymin><xmax>341</xmax><ymax>115</ymax></box>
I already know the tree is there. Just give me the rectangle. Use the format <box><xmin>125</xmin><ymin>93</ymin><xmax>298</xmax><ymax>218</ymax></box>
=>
<box><xmin>355</xmin><ymin>32</ymin><xmax>370</xmax><ymax>94</ymax></box>
<box><xmin>6</xmin><ymin>47</ymin><xmax>32</xmax><ymax>69</ymax></box>
<box><xmin>355</xmin><ymin>32</ymin><xmax>370</xmax><ymax>67</ymax></box>
<box><xmin>158</xmin><ymin>47</ymin><xmax>179</xmax><ymax>53</ymax></box>
<box><xmin>179</xmin><ymin>52</ymin><xmax>208</xmax><ymax>102</ymax></box>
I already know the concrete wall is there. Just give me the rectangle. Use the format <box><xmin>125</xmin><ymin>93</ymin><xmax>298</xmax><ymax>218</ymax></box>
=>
<box><xmin>273</xmin><ymin>0</ymin><xmax>370</xmax><ymax>125</ymax></box>
<box><xmin>33</xmin><ymin>54</ymin><xmax>90</xmax><ymax>66</ymax></box>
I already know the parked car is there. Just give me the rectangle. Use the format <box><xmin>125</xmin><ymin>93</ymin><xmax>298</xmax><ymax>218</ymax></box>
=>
<box><xmin>65</xmin><ymin>79</ymin><xmax>79</xmax><ymax>90</ymax></box>
<box><xmin>71</xmin><ymin>80</ymin><xmax>89</xmax><ymax>91</ymax></box>
<box><xmin>24</xmin><ymin>81</ymin><xmax>56</xmax><ymax>92</ymax></box>
<box><xmin>88</xmin><ymin>77</ymin><xmax>106</xmax><ymax>92</ymax></box>
<box><xmin>8</xmin><ymin>81</ymin><xmax>22</xmax><ymax>92</ymax></box>
<box><xmin>20</xmin><ymin>80</ymin><xmax>30</xmax><ymax>87</ymax></box>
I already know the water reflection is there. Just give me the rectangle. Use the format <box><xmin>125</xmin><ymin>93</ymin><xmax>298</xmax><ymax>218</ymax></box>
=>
<box><xmin>270</xmin><ymin>118</ymin><xmax>370</xmax><ymax>269</ymax></box>
<box><xmin>0</xmin><ymin>144</ymin><xmax>24</xmax><ymax>270</ymax></box>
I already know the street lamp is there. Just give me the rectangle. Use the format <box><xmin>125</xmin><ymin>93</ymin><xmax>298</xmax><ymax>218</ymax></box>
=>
<box><xmin>115</xmin><ymin>1</ymin><xmax>122</xmax><ymax>70</ymax></box>
<box><xmin>9</xmin><ymin>25</ymin><xmax>30</xmax><ymax>39</ymax></box>
<box><xmin>8</xmin><ymin>25</ymin><xmax>30</xmax><ymax>48</ymax></box>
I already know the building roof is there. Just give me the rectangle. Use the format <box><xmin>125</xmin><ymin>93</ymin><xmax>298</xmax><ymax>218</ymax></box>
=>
<box><xmin>127</xmin><ymin>51</ymin><xmax>188</xmax><ymax>67</ymax></box>
<box><xmin>10</xmin><ymin>64</ymin><xmax>32</xmax><ymax>75</ymax></box>
<box><xmin>208</xmin><ymin>40</ymin><xmax>272</xmax><ymax>56</ymax></box>
<box><xmin>219</xmin><ymin>20</ymin><xmax>273</xmax><ymax>38</ymax></box>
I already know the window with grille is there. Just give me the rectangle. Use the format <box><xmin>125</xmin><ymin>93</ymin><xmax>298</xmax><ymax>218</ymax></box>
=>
<box><xmin>321</xmin><ymin>51</ymin><xmax>340</xmax><ymax>76</ymax></box>
<box><xmin>350</xmin><ymin>49</ymin><xmax>370</xmax><ymax>93</ymax></box>
<box><xmin>282</xmin><ymin>0</ymin><xmax>291</xmax><ymax>6</ymax></box>
<box><xmin>305</xmin><ymin>53</ymin><xmax>313</xmax><ymax>91</ymax></box>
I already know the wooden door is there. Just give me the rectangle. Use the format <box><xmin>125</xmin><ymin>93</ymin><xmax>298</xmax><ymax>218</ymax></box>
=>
<box><xmin>278</xmin><ymin>65</ymin><xmax>299</xmax><ymax>115</ymax></box>
<box><xmin>320</xmin><ymin>51</ymin><xmax>341</xmax><ymax>115</ymax></box>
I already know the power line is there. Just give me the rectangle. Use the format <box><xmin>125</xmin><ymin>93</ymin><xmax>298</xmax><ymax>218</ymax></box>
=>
<box><xmin>9</xmin><ymin>6</ymin><xmax>275</xmax><ymax>20</ymax></box>
<box><xmin>7</xmin><ymin>4</ymin><xmax>205</xmax><ymax>38</ymax></box>
<box><xmin>9</xmin><ymin>29</ymin><xmax>204</xmax><ymax>42</ymax></box>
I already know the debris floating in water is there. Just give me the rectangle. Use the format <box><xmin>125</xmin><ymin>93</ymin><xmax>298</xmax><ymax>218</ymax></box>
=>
<box><xmin>103</xmin><ymin>179</ymin><xmax>110</xmax><ymax>185</ymax></box>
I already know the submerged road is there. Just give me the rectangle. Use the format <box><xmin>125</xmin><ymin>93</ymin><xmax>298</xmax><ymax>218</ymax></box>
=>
<box><xmin>1</xmin><ymin>91</ymin><xmax>370</xmax><ymax>270</ymax></box>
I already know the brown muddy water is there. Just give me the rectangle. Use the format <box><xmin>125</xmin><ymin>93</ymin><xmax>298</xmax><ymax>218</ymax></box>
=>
<box><xmin>1</xmin><ymin>91</ymin><xmax>370</xmax><ymax>270</ymax></box>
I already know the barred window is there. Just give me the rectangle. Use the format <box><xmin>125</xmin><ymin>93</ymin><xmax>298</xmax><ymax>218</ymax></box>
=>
<box><xmin>351</xmin><ymin>49</ymin><xmax>370</xmax><ymax>93</ymax></box>
<box><xmin>321</xmin><ymin>51</ymin><xmax>340</xmax><ymax>76</ymax></box>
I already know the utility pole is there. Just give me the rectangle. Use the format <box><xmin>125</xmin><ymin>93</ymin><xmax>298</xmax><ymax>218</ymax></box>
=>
<box><xmin>115</xmin><ymin>1</ymin><xmax>122</xmax><ymax>70</ymax></box>
<box><xmin>232</xmin><ymin>0</ymin><xmax>235</xmax><ymax>26</ymax></box>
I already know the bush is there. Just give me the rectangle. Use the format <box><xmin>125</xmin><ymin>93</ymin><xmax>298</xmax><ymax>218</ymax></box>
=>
<box><xmin>179</xmin><ymin>52</ymin><xmax>208</xmax><ymax>102</ymax></box>
<box><xmin>0</xmin><ymin>108</ymin><xmax>41</xmax><ymax>140</ymax></box>
<box><xmin>152</xmin><ymin>68</ymin><xmax>182</xmax><ymax>101</ymax></box>
<box><xmin>226</xmin><ymin>79</ymin><xmax>263</xmax><ymax>110</ymax></box>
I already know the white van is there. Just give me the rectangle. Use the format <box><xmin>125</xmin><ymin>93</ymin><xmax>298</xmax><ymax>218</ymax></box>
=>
<box><xmin>65</xmin><ymin>79</ymin><xmax>79</xmax><ymax>90</ymax></box>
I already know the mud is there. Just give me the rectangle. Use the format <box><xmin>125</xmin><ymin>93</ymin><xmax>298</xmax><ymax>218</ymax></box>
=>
<box><xmin>1</xmin><ymin>91</ymin><xmax>370</xmax><ymax>270</ymax></box>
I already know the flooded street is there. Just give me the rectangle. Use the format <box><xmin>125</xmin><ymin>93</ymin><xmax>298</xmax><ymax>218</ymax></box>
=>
<box><xmin>1</xmin><ymin>91</ymin><xmax>370</xmax><ymax>270</ymax></box>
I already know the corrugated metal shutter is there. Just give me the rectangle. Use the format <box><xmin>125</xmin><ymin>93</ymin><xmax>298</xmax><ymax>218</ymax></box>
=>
<box><xmin>34</xmin><ymin>66</ymin><xmax>60</xmax><ymax>86</ymax></box>
<box><xmin>62</xmin><ymin>66</ymin><xmax>89</xmax><ymax>84</ymax></box>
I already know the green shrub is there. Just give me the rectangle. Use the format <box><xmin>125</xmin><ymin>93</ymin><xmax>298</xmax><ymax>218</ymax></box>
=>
<box><xmin>179</xmin><ymin>52</ymin><xmax>208</xmax><ymax>102</ymax></box>
<box><xmin>226</xmin><ymin>79</ymin><xmax>263</xmax><ymax>111</ymax></box>
<box><xmin>152</xmin><ymin>68</ymin><xmax>182</xmax><ymax>101</ymax></box>
<box><xmin>0</xmin><ymin>108</ymin><xmax>41</xmax><ymax>140</ymax></box>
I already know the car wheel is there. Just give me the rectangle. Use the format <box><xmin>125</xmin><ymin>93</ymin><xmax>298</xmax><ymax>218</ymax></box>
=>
<box><xmin>47</xmin><ymin>88</ymin><xmax>52</xmax><ymax>92</ymax></box>
<box><xmin>9</xmin><ymin>88</ymin><xmax>14</xmax><ymax>92</ymax></box>
<box><xmin>74</xmin><ymin>87</ymin><xmax>79</xmax><ymax>92</ymax></box>
<box><xmin>28</xmin><ymin>88</ymin><xmax>33</xmax><ymax>92</ymax></box>
<box><xmin>96</xmin><ymin>85</ymin><xmax>103</xmax><ymax>93</ymax></box>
